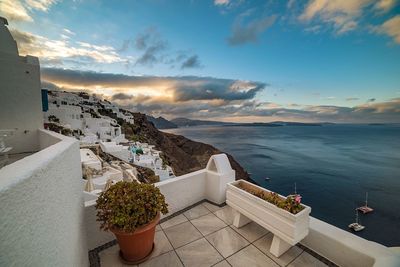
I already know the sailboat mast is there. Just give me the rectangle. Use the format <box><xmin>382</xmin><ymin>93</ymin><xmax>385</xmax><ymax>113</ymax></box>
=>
<box><xmin>365</xmin><ymin>192</ymin><xmax>368</xmax><ymax>207</ymax></box>
<box><xmin>356</xmin><ymin>209</ymin><xmax>359</xmax><ymax>224</ymax></box>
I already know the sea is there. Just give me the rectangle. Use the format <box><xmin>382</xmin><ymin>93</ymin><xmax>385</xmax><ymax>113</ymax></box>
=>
<box><xmin>164</xmin><ymin>124</ymin><xmax>400</xmax><ymax>246</ymax></box>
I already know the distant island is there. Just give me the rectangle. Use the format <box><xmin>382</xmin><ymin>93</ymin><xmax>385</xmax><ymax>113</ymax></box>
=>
<box><xmin>149</xmin><ymin>117</ymin><xmax>335</xmax><ymax>129</ymax></box>
<box><xmin>147</xmin><ymin>115</ymin><xmax>178</xmax><ymax>129</ymax></box>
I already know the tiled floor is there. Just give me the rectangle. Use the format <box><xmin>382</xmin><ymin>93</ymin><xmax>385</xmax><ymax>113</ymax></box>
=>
<box><xmin>99</xmin><ymin>202</ymin><xmax>330</xmax><ymax>267</ymax></box>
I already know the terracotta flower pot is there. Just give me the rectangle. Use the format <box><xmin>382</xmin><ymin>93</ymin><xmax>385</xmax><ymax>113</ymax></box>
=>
<box><xmin>111</xmin><ymin>213</ymin><xmax>160</xmax><ymax>265</ymax></box>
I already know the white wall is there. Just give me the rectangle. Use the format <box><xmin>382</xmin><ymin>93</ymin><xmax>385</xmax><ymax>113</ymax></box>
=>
<box><xmin>157</xmin><ymin>170</ymin><xmax>208</xmax><ymax>216</ymax></box>
<box><xmin>302</xmin><ymin>217</ymin><xmax>400</xmax><ymax>267</ymax></box>
<box><xmin>0</xmin><ymin>19</ymin><xmax>43</xmax><ymax>154</ymax></box>
<box><xmin>84</xmin><ymin>153</ymin><xmax>236</xmax><ymax>250</ymax></box>
<box><xmin>46</xmin><ymin>104</ymin><xmax>83</xmax><ymax>130</ymax></box>
<box><xmin>0</xmin><ymin>130</ymin><xmax>88</xmax><ymax>267</ymax></box>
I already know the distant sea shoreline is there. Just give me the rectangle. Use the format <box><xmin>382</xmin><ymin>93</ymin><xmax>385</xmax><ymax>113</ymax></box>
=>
<box><xmin>164</xmin><ymin>123</ymin><xmax>400</xmax><ymax>246</ymax></box>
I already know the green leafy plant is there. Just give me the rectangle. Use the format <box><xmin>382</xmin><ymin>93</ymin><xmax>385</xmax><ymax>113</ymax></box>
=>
<box><xmin>96</xmin><ymin>181</ymin><xmax>168</xmax><ymax>232</ymax></box>
<box><xmin>237</xmin><ymin>183</ymin><xmax>304</xmax><ymax>214</ymax></box>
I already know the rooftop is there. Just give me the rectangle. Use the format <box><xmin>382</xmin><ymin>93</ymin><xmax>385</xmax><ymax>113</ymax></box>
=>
<box><xmin>94</xmin><ymin>201</ymin><xmax>334</xmax><ymax>267</ymax></box>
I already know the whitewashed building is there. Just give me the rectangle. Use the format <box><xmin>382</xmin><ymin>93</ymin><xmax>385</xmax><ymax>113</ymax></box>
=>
<box><xmin>45</xmin><ymin>103</ymin><xmax>83</xmax><ymax>130</ymax></box>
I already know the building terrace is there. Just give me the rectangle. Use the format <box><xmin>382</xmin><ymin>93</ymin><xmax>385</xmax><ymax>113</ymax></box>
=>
<box><xmin>1</xmin><ymin>16</ymin><xmax>400</xmax><ymax>267</ymax></box>
<box><xmin>95</xmin><ymin>201</ymin><xmax>333</xmax><ymax>267</ymax></box>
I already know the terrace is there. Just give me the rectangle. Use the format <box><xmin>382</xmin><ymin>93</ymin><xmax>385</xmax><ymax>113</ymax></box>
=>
<box><xmin>95</xmin><ymin>201</ymin><xmax>332</xmax><ymax>267</ymax></box>
<box><xmin>84</xmin><ymin>154</ymin><xmax>399</xmax><ymax>267</ymax></box>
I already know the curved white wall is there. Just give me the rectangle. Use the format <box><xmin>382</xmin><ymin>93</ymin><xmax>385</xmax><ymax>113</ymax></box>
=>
<box><xmin>0</xmin><ymin>130</ymin><xmax>88</xmax><ymax>266</ymax></box>
<box><xmin>302</xmin><ymin>217</ymin><xmax>400</xmax><ymax>267</ymax></box>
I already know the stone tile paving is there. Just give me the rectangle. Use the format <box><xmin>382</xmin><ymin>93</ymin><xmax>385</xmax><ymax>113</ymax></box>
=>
<box><xmin>97</xmin><ymin>202</ymin><xmax>335</xmax><ymax>267</ymax></box>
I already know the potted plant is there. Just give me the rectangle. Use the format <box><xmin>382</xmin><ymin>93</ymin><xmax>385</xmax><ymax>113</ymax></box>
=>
<box><xmin>226</xmin><ymin>180</ymin><xmax>311</xmax><ymax>257</ymax></box>
<box><xmin>96</xmin><ymin>181</ymin><xmax>168</xmax><ymax>264</ymax></box>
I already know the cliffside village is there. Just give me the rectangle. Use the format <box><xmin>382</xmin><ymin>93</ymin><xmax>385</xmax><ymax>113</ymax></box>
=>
<box><xmin>42</xmin><ymin>90</ymin><xmax>175</xmax><ymax>198</ymax></box>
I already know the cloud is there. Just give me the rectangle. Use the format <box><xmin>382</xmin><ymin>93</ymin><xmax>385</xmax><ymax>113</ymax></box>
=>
<box><xmin>134</xmin><ymin>28</ymin><xmax>168</xmax><ymax>66</ymax></box>
<box><xmin>299</xmin><ymin>0</ymin><xmax>375</xmax><ymax>35</ymax></box>
<box><xmin>25</xmin><ymin>0</ymin><xmax>58</xmax><ymax>12</ymax></box>
<box><xmin>10</xmin><ymin>28</ymin><xmax>124</xmax><ymax>65</ymax></box>
<box><xmin>214</xmin><ymin>0</ymin><xmax>230</xmax><ymax>5</ymax></box>
<box><xmin>372</xmin><ymin>15</ymin><xmax>400</xmax><ymax>44</ymax></box>
<box><xmin>181</xmin><ymin>55</ymin><xmax>201</xmax><ymax>69</ymax></box>
<box><xmin>346</xmin><ymin>97</ymin><xmax>359</xmax><ymax>101</ymax></box>
<box><xmin>227</xmin><ymin>10</ymin><xmax>277</xmax><ymax>45</ymax></box>
<box><xmin>40</xmin><ymin>68</ymin><xmax>400</xmax><ymax>123</ymax></box>
<box><xmin>41</xmin><ymin>67</ymin><xmax>266</xmax><ymax>102</ymax></box>
<box><xmin>63</xmin><ymin>28</ymin><xmax>75</xmax><ymax>36</ymax></box>
<box><xmin>374</xmin><ymin>0</ymin><xmax>397</xmax><ymax>13</ymax></box>
<box><xmin>0</xmin><ymin>0</ymin><xmax>32</xmax><ymax>21</ymax></box>
<box><xmin>111</xmin><ymin>93</ymin><xmax>133</xmax><ymax>101</ymax></box>
<box><xmin>0</xmin><ymin>0</ymin><xmax>58</xmax><ymax>22</ymax></box>
<box><xmin>213</xmin><ymin>0</ymin><xmax>243</xmax><ymax>11</ymax></box>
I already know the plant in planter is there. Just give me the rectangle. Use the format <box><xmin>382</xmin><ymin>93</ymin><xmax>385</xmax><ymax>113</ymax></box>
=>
<box><xmin>239</xmin><ymin>184</ymin><xmax>304</xmax><ymax>214</ymax></box>
<box><xmin>96</xmin><ymin>181</ymin><xmax>168</xmax><ymax>264</ymax></box>
<box><xmin>226</xmin><ymin>180</ymin><xmax>311</xmax><ymax>257</ymax></box>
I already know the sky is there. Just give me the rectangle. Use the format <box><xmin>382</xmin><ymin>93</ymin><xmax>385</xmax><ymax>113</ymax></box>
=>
<box><xmin>1</xmin><ymin>0</ymin><xmax>400</xmax><ymax>123</ymax></box>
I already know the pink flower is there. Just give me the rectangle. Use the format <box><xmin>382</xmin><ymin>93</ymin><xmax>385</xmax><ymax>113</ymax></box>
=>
<box><xmin>295</xmin><ymin>195</ymin><xmax>302</xmax><ymax>204</ymax></box>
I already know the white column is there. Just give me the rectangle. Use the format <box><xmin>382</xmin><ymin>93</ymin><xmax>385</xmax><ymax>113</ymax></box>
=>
<box><xmin>270</xmin><ymin>235</ymin><xmax>292</xmax><ymax>257</ymax></box>
<box><xmin>233</xmin><ymin>210</ymin><xmax>251</xmax><ymax>228</ymax></box>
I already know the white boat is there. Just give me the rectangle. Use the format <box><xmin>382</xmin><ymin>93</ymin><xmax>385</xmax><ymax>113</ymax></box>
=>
<box><xmin>349</xmin><ymin>209</ymin><xmax>365</xmax><ymax>232</ymax></box>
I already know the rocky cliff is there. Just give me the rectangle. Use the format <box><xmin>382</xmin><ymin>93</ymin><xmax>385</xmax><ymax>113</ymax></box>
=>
<box><xmin>121</xmin><ymin>111</ymin><xmax>250</xmax><ymax>180</ymax></box>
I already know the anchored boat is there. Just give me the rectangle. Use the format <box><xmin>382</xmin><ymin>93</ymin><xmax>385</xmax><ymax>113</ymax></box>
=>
<box><xmin>349</xmin><ymin>209</ymin><xmax>365</xmax><ymax>232</ymax></box>
<box><xmin>357</xmin><ymin>192</ymin><xmax>374</xmax><ymax>214</ymax></box>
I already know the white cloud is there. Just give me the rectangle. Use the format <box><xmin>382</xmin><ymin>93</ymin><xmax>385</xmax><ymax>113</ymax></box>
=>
<box><xmin>374</xmin><ymin>15</ymin><xmax>400</xmax><ymax>44</ymax></box>
<box><xmin>299</xmin><ymin>0</ymin><xmax>374</xmax><ymax>34</ymax></box>
<box><xmin>0</xmin><ymin>0</ymin><xmax>32</xmax><ymax>21</ymax></box>
<box><xmin>10</xmin><ymin>28</ymin><xmax>124</xmax><ymax>64</ymax></box>
<box><xmin>374</xmin><ymin>0</ymin><xmax>397</xmax><ymax>13</ymax></box>
<box><xmin>63</xmin><ymin>28</ymin><xmax>75</xmax><ymax>36</ymax></box>
<box><xmin>214</xmin><ymin>0</ymin><xmax>230</xmax><ymax>5</ymax></box>
<box><xmin>0</xmin><ymin>0</ymin><xmax>58</xmax><ymax>22</ymax></box>
<box><xmin>25</xmin><ymin>0</ymin><xmax>58</xmax><ymax>12</ymax></box>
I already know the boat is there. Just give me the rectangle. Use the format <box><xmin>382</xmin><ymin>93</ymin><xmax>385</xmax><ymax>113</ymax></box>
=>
<box><xmin>264</xmin><ymin>177</ymin><xmax>270</xmax><ymax>181</ymax></box>
<box><xmin>357</xmin><ymin>192</ymin><xmax>374</xmax><ymax>214</ymax></box>
<box><xmin>349</xmin><ymin>209</ymin><xmax>365</xmax><ymax>232</ymax></box>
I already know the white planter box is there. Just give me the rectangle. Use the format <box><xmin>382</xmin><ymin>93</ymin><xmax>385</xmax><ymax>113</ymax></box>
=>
<box><xmin>226</xmin><ymin>180</ymin><xmax>311</xmax><ymax>257</ymax></box>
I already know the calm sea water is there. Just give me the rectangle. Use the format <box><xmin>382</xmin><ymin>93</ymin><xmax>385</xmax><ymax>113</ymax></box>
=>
<box><xmin>164</xmin><ymin>124</ymin><xmax>400</xmax><ymax>246</ymax></box>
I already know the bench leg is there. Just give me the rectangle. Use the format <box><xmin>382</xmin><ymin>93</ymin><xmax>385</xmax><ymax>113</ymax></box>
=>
<box><xmin>232</xmin><ymin>210</ymin><xmax>251</xmax><ymax>228</ymax></box>
<box><xmin>270</xmin><ymin>235</ymin><xmax>292</xmax><ymax>257</ymax></box>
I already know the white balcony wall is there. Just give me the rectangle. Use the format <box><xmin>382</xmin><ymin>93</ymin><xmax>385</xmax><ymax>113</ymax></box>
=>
<box><xmin>302</xmin><ymin>217</ymin><xmax>400</xmax><ymax>267</ymax></box>
<box><xmin>0</xmin><ymin>130</ymin><xmax>88</xmax><ymax>266</ymax></box>
<box><xmin>84</xmin><ymin>153</ymin><xmax>236</xmax><ymax>250</ymax></box>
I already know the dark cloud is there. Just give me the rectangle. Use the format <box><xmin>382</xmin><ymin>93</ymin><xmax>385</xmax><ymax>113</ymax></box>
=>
<box><xmin>41</xmin><ymin>68</ymin><xmax>266</xmax><ymax>102</ymax></box>
<box><xmin>118</xmin><ymin>40</ymin><xmax>132</xmax><ymax>52</ymax></box>
<box><xmin>135</xmin><ymin>31</ymin><xmax>152</xmax><ymax>50</ymax></box>
<box><xmin>111</xmin><ymin>93</ymin><xmax>133</xmax><ymax>100</ymax></box>
<box><xmin>367</xmin><ymin>98</ymin><xmax>376</xmax><ymax>102</ymax></box>
<box><xmin>41</xmin><ymin>81</ymin><xmax>61</xmax><ymax>91</ymax></box>
<box><xmin>173</xmin><ymin>80</ymin><xmax>265</xmax><ymax>101</ymax></box>
<box><xmin>40</xmin><ymin>68</ymin><xmax>400</xmax><ymax>123</ymax></box>
<box><xmin>228</xmin><ymin>11</ymin><xmax>277</xmax><ymax>46</ymax></box>
<box><xmin>181</xmin><ymin>55</ymin><xmax>201</xmax><ymax>69</ymax></box>
<box><xmin>134</xmin><ymin>28</ymin><xmax>168</xmax><ymax>66</ymax></box>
